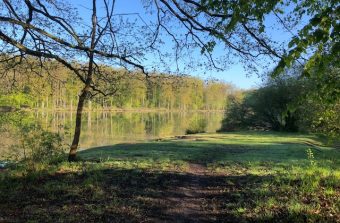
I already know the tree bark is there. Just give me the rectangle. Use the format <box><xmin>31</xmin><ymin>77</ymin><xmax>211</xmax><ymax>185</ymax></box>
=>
<box><xmin>68</xmin><ymin>0</ymin><xmax>97</xmax><ymax>161</ymax></box>
<box><xmin>68</xmin><ymin>86</ymin><xmax>89</xmax><ymax>161</ymax></box>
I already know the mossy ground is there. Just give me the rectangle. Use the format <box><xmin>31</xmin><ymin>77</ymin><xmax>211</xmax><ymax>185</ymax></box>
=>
<box><xmin>0</xmin><ymin>132</ymin><xmax>339</xmax><ymax>222</ymax></box>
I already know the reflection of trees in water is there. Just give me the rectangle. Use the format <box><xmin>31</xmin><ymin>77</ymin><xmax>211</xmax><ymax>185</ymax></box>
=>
<box><xmin>144</xmin><ymin>115</ymin><xmax>153</xmax><ymax>136</ymax></box>
<box><xmin>144</xmin><ymin>113</ymin><xmax>166</xmax><ymax>136</ymax></box>
<box><xmin>34</xmin><ymin>111</ymin><xmax>223</xmax><ymax>148</ymax></box>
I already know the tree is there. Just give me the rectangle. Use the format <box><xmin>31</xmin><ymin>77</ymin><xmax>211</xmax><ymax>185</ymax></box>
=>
<box><xmin>220</xmin><ymin>64</ymin><xmax>340</xmax><ymax>136</ymax></box>
<box><xmin>189</xmin><ymin>0</ymin><xmax>339</xmax><ymax>80</ymax></box>
<box><xmin>149</xmin><ymin>0</ymin><xmax>284</xmax><ymax>72</ymax></box>
<box><xmin>0</xmin><ymin>0</ymin><xmax>152</xmax><ymax>161</ymax></box>
<box><xmin>272</xmin><ymin>0</ymin><xmax>339</xmax><ymax>78</ymax></box>
<box><xmin>219</xmin><ymin>92</ymin><xmax>253</xmax><ymax>131</ymax></box>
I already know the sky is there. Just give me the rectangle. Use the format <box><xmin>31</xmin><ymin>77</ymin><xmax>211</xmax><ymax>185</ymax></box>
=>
<box><xmin>72</xmin><ymin>0</ymin><xmax>295</xmax><ymax>89</ymax></box>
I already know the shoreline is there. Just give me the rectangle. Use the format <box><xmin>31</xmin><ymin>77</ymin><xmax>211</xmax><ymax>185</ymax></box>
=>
<box><xmin>21</xmin><ymin>108</ymin><xmax>226</xmax><ymax>113</ymax></box>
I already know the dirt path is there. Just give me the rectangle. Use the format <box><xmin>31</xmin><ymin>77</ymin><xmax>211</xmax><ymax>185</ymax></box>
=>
<box><xmin>148</xmin><ymin>163</ymin><xmax>226</xmax><ymax>223</ymax></box>
<box><xmin>165</xmin><ymin>164</ymin><xmax>208</xmax><ymax>222</ymax></box>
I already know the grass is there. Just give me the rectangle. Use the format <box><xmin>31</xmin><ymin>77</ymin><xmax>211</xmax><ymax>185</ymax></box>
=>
<box><xmin>0</xmin><ymin>131</ymin><xmax>339</xmax><ymax>222</ymax></box>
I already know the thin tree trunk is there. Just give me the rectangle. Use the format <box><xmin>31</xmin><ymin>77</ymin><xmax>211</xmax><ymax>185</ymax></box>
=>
<box><xmin>68</xmin><ymin>86</ymin><xmax>89</xmax><ymax>161</ymax></box>
<box><xmin>68</xmin><ymin>0</ymin><xmax>97</xmax><ymax>161</ymax></box>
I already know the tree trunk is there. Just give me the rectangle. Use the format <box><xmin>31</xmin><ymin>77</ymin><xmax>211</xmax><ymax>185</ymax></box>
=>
<box><xmin>68</xmin><ymin>86</ymin><xmax>89</xmax><ymax>161</ymax></box>
<box><xmin>68</xmin><ymin>0</ymin><xmax>97</xmax><ymax>162</ymax></box>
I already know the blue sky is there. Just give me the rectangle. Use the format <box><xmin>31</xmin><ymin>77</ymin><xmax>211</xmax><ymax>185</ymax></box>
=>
<box><xmin>72</xmin><ymin>0</ymin><xmax>295</xmax><ymax>89</ymax></box>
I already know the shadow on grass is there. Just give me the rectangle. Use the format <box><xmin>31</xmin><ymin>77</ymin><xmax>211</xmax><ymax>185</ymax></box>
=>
<box><xmin>79</xmin><ymin>140</ymin><xmax>337</xmax><ymax>164</ymax></box>
<box><xmin>0</xmin><ymin>167</ymin><xmax>335</xmax><ymax>223</ymax></box>
<box><xmin>1</xmin><ymin>134</ymin><xmax>338</xmax><ymax>222</ymax></box>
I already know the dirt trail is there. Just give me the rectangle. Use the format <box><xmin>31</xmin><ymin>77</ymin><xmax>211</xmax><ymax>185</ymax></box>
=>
<box><xmin>166</xmin><ymin>163</ymin><xmax>207</xmax><ymax>221</ymax></box>
<box><xmin>149</xmin><ymin>163</ymin><xmax>225</xmax><ymax>223</ymax></box>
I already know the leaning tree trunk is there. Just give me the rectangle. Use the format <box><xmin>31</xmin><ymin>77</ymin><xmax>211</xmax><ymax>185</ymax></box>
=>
<box><xmin>68</xmin><ymin>86</ymin><xmax>90</xmax><ymax>161</ymax></box>
<box><xmin>68</xmin><ymin>0</ymin><xmax>96</xmax><ymax>162</ymax></box>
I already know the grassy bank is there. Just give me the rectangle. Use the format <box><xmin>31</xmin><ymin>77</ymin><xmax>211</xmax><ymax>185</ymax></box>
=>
<box><xmin>0</xmin><ymin>132</ymin><xmax>339</xmax><ymax>222</ymax></box>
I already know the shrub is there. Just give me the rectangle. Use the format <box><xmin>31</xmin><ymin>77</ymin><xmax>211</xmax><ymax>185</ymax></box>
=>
<box><xmin>185</xmin><ymin>117</ymin><xmax>207</xmax><ymax>134</ymax></box>
<box><xmin>218</xmin><ymin>94</ymin><xmax>255</xmax><ymax>132</ymax></box>
<box><xmin>0</xmin><ymin>111</ymin><xmax>67</xmax><ymax>169</ymax></box>
<box><xmin>20</xmin><ymin>127</ymin><xmax>66</xmax><ymax>165</ymax></box>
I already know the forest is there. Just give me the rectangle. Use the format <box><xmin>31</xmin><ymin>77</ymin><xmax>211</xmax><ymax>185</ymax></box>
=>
<box><xmin>0</xmin><ymin>61</ymin><xmax>236</xmax><ymax>111</ymax></box>
<box><xmin>0</xmin><ymin>0</ymin><xmax>339</xmax><ymax>222</ymax></box>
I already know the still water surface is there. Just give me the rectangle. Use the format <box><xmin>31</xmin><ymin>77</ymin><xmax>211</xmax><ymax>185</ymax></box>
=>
<box><xmin>36</xmin><ymin>111</ymin><xmax>224</xmax><ymax>149</ymax></box>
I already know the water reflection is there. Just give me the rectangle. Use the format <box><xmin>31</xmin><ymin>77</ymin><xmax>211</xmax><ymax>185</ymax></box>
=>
<box><xmin>36</xmin><ymin>111</ymin><xmax>224</xmax><ymax>149</ymax></box>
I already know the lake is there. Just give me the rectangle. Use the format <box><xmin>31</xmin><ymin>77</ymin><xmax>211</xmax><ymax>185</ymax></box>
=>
<box><xmin>34</xmin><ymin>111</ymin><xmax>224</xmax><ymax>149</ymax></box>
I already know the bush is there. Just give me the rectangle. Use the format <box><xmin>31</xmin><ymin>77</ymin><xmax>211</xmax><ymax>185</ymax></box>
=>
<box><xmin>0</xmin><ymin>92</ymin><xmax>33</xmax><ymax>108</ymax></box>
<box><xmin>20</xmin><ymin>127</ymin><xmax>66</xmax><ymax>165</ymax></box>
<box><xmin>0</xmin><ymin>111</ymin><xmax>67</xmax><ymax>169</ymax></box>
<box><xmin>185</xmin><ymin>117</ymin><xmax>207</xmax><ymax>134</ymax></box>
<box><xmin>218</xmin><ymin>94</ymin><xmax>255</xmax><ymax>132</ymax></box>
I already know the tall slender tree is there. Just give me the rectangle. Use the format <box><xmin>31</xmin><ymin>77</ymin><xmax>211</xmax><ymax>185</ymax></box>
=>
<box><xmin>0</xmin><ymin>0</ymin><xmax>151</xmax><ymax>161</ymax></box>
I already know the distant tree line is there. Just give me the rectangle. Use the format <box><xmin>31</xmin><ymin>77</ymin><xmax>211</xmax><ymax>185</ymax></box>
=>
<box><xmin>0</xmin><ymin>61</ymin><xmax>235</xmax><ymax>111</ymax></box>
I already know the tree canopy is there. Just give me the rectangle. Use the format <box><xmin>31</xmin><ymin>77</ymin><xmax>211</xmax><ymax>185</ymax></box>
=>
<box><xmin>190</xmin><ymin>0</ymin><xmax>339</xmax><ymax>77</ymax></box>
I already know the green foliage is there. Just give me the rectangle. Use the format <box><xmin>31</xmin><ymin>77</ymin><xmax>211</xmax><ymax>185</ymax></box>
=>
<box><xmin>198</xmin><ymin>0</ymin><xmax>281</xmax><ymax>33</ymax></box>
<box><xmin>220</xmin><ymin>64</ymin><xmax>339</xmax><ymax>137</ymax></box>
<box><xmin>249</xmin><ymin>78</ymin><xmax>301</xmax><ymax>131</ymax></box>
<box><xmin>298</xmin><ymin>99</ymin><xmax>340</xmax><ymax>139</ymax></box>
<box><xmin>0</xmin><ymin>92</ymin><xmax>34</xmax><ymax>108</ymax></box>
<box><xmin>220</xmin><ymin>77</ymin><xmax>302</xmax><ymax>132</ymax></box>
<box><xmin>20</xmin><ymin>126</ymin><xmax>66</xmax><ymax>165</ymax></box>
<box><xmin>219</xmin><ymin>93</ymin><xmax>254</xmax><ymax>131</ymax></box>
<box><xmin>306</xmin><ymin>148</ymin><xmax>316</xmax><ymax>166</ymax></box>
<box><xmin>274</xmin><ymin>1</ymin><xmax>339</xmax><ymax>77</ymax></box>
<box><xmin>185</xmin><ymin>116</ymin><xmax>208</xmax><ymax>134</ymax></box>
<box><xmin>295</xmin><ymin>60</ymin><xmax>340</xmax><ymax>138</ymax></box>
<box><xmin>0</xmin><ymin>112</ymin><xmax>67</xmax><ymax>168</ymax></box>
<box><xmin>197</xmin><ymin>0</ymin><xmax>338</xmax><ymax>80</ymax></box>
<box><xmin>0</xmin><ymin>61</ymin><xmax>234</xmax><ymax>111</ymax></box>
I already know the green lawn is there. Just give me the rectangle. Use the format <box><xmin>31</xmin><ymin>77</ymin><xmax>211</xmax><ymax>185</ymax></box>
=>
<box><xmin>0</xmin><ymin>132</ymin><xmax>339</xmax><ymax>222</ymax></box>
